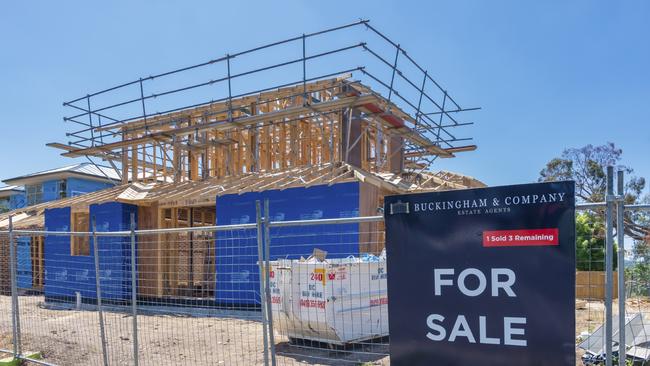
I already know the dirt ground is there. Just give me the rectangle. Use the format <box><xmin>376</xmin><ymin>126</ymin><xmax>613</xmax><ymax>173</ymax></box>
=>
<box><xmin>0</xmin><ymin>295</ymin><xmax>389</xmax><ymax>366</ymax></box>
<box><xmin>3</xmin><ymin>296</ymin><xmax>649</xmax><ymax>365</ymax></box>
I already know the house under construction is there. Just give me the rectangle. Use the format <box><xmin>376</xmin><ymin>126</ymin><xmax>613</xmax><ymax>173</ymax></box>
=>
<box><xmin>0</xmin><ymin>21</ymin><xmax>483</xmax><ymax>303</ymax></box>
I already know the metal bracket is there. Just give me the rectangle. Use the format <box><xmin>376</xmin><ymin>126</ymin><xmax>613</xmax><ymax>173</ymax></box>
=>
<box><xmin>605</xmin><ymin>194</ymin><xmax>625</xmax><ymax>202</ymax></box>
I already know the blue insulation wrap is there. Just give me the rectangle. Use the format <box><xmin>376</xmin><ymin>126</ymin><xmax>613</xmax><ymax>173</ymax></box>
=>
<box><xmin>44</xmin><ymin>207</ymin><xmax>91</xmax><ymax>301</ymax></box>
<box><xmin>16</xmin><ymin>236</ymin><xmax>32</xmax><ymax>289</ymax></box>
<box><xmin>90</xmin><ymin>202</ymin><xmax>138</xmax><ymax>301</ymax></box>
<box><xmin>43</xmin><ymin>203</ymin><xmax>137</xmax><ymax>303</ymax></box>
<box><xmin>215</xmin><ymin>182</ymin><xmax>361</xmax><ymax>305</ymax></box>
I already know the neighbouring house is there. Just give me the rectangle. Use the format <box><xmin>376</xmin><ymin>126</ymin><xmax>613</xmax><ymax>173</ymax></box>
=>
<box><xmin>2</xmin><ymin>163</ymin><xmax>119</xmax><ymax>206</ymax></box>
<box><xmin>0</xmin><ymin>163</ymin><xmax>119</xmax><ymax>293</ymax></box>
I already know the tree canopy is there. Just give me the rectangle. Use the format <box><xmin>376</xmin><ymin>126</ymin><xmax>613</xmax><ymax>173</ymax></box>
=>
<box><xmin>576</xmin><ymin>212</ymin><xmax>617</xmax><ymax>271</ymax></box>
<box><xmin>539</xmin><ymin>142</ymin><xmax>649</xmax><ymax>242</ymax></box>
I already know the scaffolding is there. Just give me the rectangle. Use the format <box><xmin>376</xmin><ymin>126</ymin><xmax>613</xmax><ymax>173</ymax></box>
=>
<box><xmin>49</xmin><ymin>20</ymin><xmax>479</xmax><ymax>184</ymax></box>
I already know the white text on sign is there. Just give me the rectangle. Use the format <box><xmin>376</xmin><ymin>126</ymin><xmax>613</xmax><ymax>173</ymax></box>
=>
<box><xmin>426</xmin><ymin>268</ymin><xmax>527</xmax><ymax>346</ymax></box>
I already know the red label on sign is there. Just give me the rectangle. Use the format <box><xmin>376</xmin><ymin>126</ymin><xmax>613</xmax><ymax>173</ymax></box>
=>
<box><xmin>483</xmin><ymin>228</ymin><xmax>559</xmax><ymax>247</ymax></box>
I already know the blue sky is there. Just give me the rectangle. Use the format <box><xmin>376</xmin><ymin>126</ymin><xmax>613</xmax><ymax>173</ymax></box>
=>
<box><xmin>1</xmin><ymin>1</ymin><xmax>648</xmax><ymax>191</ymax></box>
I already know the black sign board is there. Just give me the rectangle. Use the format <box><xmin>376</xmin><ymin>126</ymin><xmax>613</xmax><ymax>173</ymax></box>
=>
<box><xmin>384</xmin><ymin>181</ymin><xmax>575</xmax><ymax>366</ymax></box>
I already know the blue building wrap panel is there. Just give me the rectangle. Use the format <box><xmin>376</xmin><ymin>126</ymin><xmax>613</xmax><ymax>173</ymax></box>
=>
<box><xmin>215</xmin><ymin>191</ymin><xmax>262</xmax><ymax>306</ymax></box>
<box><xmin>91</xmin><ymin>202</ymin><xmax>137</xmax><ymax>301</ymax></box>
<box><xmin>215</xmin><ymin>182</ymin><xmax>360</xmax><ymax>305</ymax></box>
<box><xmin>67</xmin><ymin>178</ymin><xmax>113</xmax><ymax>198</ymax></box>
<box><xmin>16</xmin><ymin>237</ymin><xmax>32</xmax><ymax>289</ymax></box>
<box><xmin>43</xmin><ymin>207</ymin><xmax>96</xmax><ymax>301</ymax></box>
<box><xmin>44</xmin><ymin>203</ymin><xmax>137</xmax><ymax>302</ymax></box>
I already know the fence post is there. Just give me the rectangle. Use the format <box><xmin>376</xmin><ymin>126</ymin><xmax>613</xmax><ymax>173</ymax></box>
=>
<box><xmin>264</xmin><ymin>199</ymin><xmax>277</xmax><ymax>366</ymax></box>
<box><xmin>617</xmin><ymin>170</ymin><xmax>626</xmax><ymax>354</ymax></box>
<box><xmin>605</xmin><ymin>166</ymin><xmax>614</xmax><ymax>366</ymax></box>
<box><xmin>8</xmin><ymin>215</ymin><xmax>22</xmax><ymax>358</ymax></box>
<box><xmin>92</xmin><ymin>217</ymin><xmax>110</xmax><ymax>366</ymax></box>
<box><xmin>256</xmin><ymin>200</ymin><xmax>270</xmax><ymax>366</ymax></box>
<box><xmin>130</xmin><ymin>213</ymin><xmax>139</xmax><ymax>366</ymax></box>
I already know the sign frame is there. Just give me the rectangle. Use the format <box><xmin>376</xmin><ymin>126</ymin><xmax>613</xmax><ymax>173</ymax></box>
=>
<box><xmin>384</xmin><ymin>181</ymin><xmax>576</xmax><ymax>366</ymax></box>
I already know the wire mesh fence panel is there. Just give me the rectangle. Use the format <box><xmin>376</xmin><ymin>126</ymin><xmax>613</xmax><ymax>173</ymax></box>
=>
<box><xmin>13</xmin><ymin>231</ymin><xmax>106</xmax><ymax>365</ymax></box>
<box><xmin>95</xmin><ymin>233</ymin><xmax>136</xmax><ymax>366</ymax></box>
<box><xmin>8</xmin><ymin>226</ymin><xmax>272</xmax><ymax>365</ymax></box>
<box><xmin>2</xmin><ymin>207</ymin><xmax>643</xmax><ymax>365</ymax></box>
<box><xmin>573</xmin><ymin>206</ymin><xmax>650</xmax><ymax>366</ymax></box>
<box><xmin>575</xmin><ymin>210</ymin><xmax>610</xmax><ymax>365</ymax></box>
<box><xmin>266</xmin><ymin>220</ymin><xmax>390</xmax><ymax>366</ymax></box>
<box><xmin>619</xmin><ymin>200</ymin><xmax>650</xmax><ymax>366</ymax></box>
<box><xmin>0</xmin><ymin>231</ymin><xmax>15</xmax><ymax>357</ymax></box>
<box><xmin>134</xmin><ymin>227</ymin><xmax>267</xmax><ymax>366</ymax></box>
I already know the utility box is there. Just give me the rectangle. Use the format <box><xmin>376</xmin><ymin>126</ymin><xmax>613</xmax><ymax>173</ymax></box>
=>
<box><xmin>269</xmin><ymin>256</ymin><xmax>388</xmax><ymax>345</ymax></box>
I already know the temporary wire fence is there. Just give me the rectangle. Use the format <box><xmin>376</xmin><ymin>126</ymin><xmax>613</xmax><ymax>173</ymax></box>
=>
<box><xmin>575</xmin><ymin>168</ymin><xmax>650</xmax><ymax>366</ymax></box>
<box><xmin>574</xmin><ymin>206</ymin><xmax>610</xmax><ymax>365</ymax></box>
<box><xmin>1</xmin><ymin>191</ymin><xmax>649</xmax><ymax>365</ymax></box>
<box><xmin>575</xmin><ymin>215</ymin><xmax>650</xmax><ymax>366</ymax></box>
<box><xmin>266</xmin><ymin>211</ymin><xmax>389</xmax><ymax>366</ymax></box>
<box><xmin>0</xmin><ymin>205</ymin><xmax>388</xmax><ymax>366</ymax></box>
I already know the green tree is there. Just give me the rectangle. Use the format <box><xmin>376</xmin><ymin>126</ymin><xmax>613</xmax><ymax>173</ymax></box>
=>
<box><xmin>626</xmin><ymin>204</ymin><xmax>650</xmax><ymax>296</ymax></box>
<box><xmin>576</xmin><ymin>212</ymin><xmax>617</xmax><ymax>271</ymax></box>
<box><xmin>540</xmin><ymin>143</ymin><xmax>649</xmax><ymax>272</ymax></box>
<box><xmin>539</xmin><ymin>142</ymin><xmax>648</xmax><ymax>241</ymax></box>
<box><xmin>626</xmin><ymin>247</ymin><xmax>650</xmax><ymax>296</ymax></box>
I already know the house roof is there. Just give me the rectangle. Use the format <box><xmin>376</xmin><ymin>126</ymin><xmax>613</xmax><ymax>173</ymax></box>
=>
<box><xmin>0</xmin><ymin>163</ymin><xmax>485</xmax><ymax>230</ymax></box>
<box><xmin>0</xmin><ymin>186</ymin><xmax>24</xmax><ymax>199</ymax></box>
<box><xmin>2</xmin><ymin>163</ymin><xmax>120</xmax><ymax>186</ymax></box>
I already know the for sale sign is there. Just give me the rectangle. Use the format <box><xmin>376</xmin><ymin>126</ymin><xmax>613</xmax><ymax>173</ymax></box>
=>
<box><xmin>384</xmin><ymin>181</ymin><xmax>575</xmax><ymax>366</ymax></box>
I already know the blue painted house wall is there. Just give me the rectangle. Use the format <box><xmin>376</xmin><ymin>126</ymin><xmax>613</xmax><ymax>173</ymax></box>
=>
<box><xmin>43</xmin><ymin>202</ymin><xmax>137</xmax><ymax>303</ymax></box>
<box><xmin>41</xmin><ymin>180</ymin><xmax>61</xmax><ymax>203</ymax></box>
<box><xmin>66</xmin><ymin>178</ymin><xmax>113</xmax><ymax>198</ymax></box>
<box><xmin>215</xmin><ymin>182</ymin><xmax>361</xmax><ymax>305</ymax></box>
<box><xmin>39</xmin><ymin>178</ymin><xmax>113</xmax><ymax>204</ymax></box>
